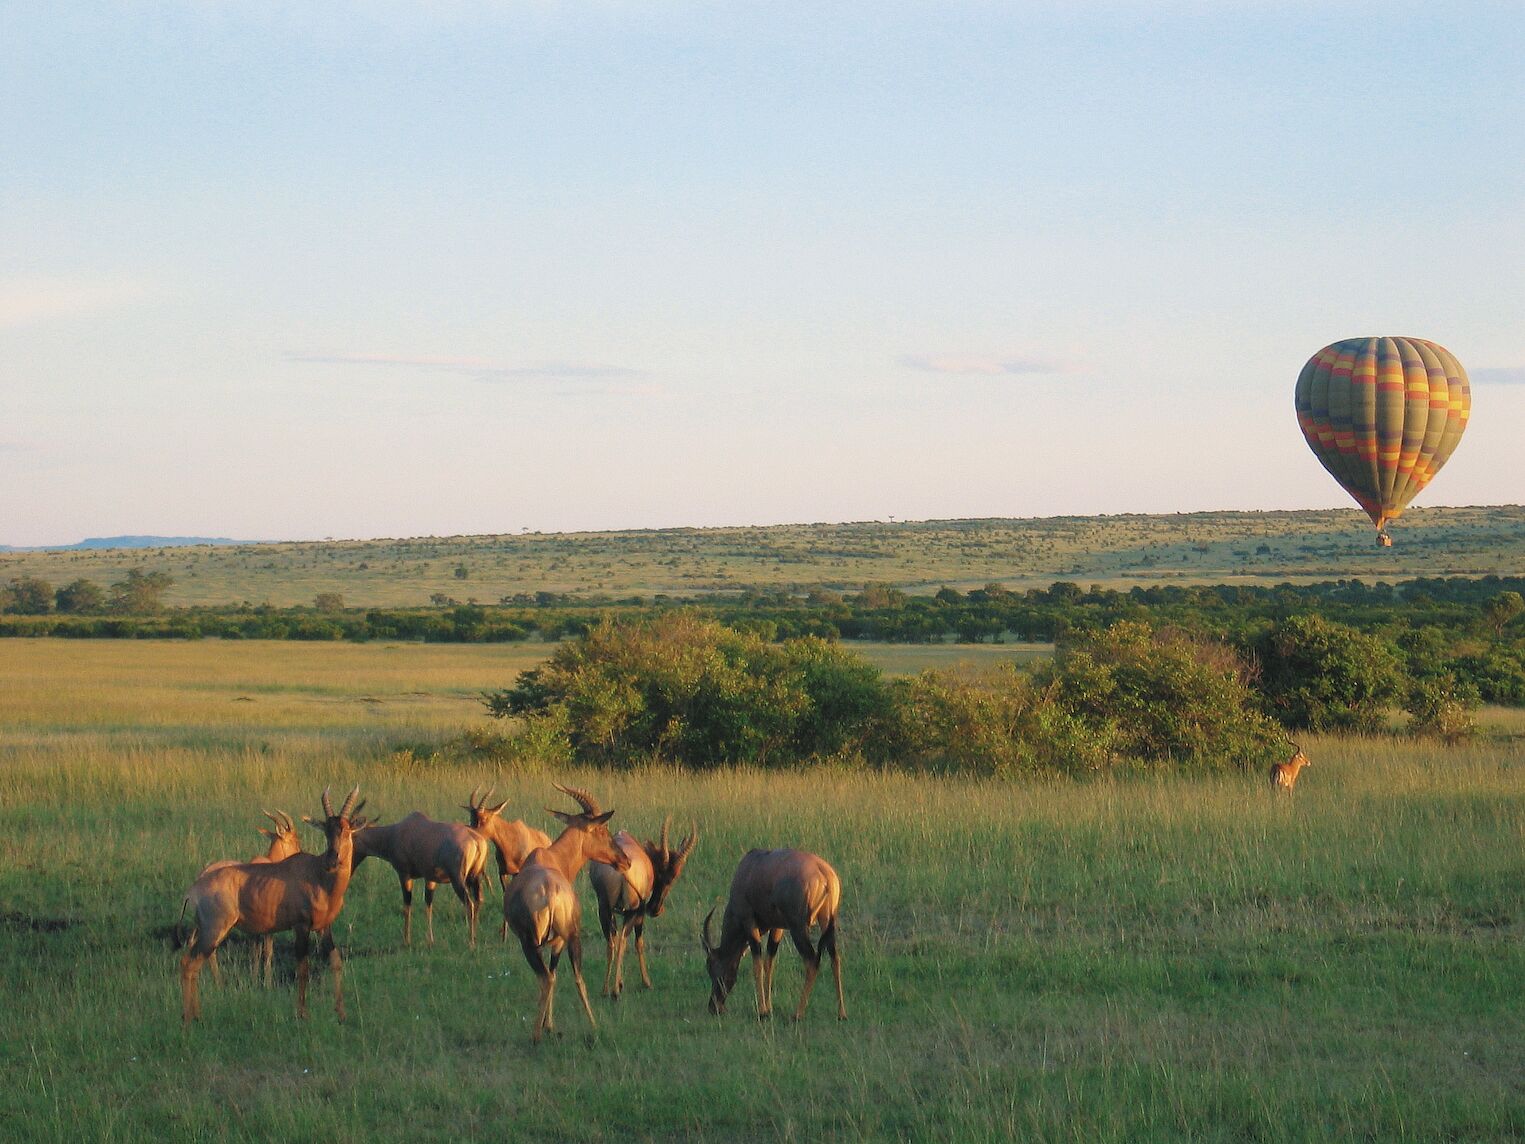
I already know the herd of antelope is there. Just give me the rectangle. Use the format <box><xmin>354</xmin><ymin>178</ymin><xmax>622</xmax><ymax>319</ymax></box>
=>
<box><xmin>176</xmin><ymin>781</ymin><xmax>836</xmax><ymax>1038</ymax></box>
<box><xmin>176</xmin><ymin>743</ymin><xmax>1308</xmax><ymax>1035</ymax></box>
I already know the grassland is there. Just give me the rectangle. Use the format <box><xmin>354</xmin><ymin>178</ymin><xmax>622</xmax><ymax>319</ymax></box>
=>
<box><xmin>5</xmin><ymin>504</ymin><xmax>1525</xmax><ymax>608</ymax></box>
<box><xmin>4</xmin><ymin>640</ymin><xmax>1525</xmax><ymax>1142</ymax></box>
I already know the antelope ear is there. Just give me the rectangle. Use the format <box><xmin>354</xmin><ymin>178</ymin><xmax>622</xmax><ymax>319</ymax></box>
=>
<box><xmin>301</xmin><ymin>815</ymin><xmax>326</xmax><ymax>831</ymax></box>
<box><xmin>547</xmin><ymin>808</ymin><xmax>574</xmax><ymax>825</ymax></box>
<box><xmin>591</xmin><ymin>810</ymin><xmax>615</xmax><ymax>825</ymax></box>
<box><xmin>490</xmin><ymin>800</ymin><xmax>511</xmax><ymax>815</ymax></box>
<box><xmin>257</xmin><ymin>828</ymin><xmax>273</xmax><ymax>838</ymax></box>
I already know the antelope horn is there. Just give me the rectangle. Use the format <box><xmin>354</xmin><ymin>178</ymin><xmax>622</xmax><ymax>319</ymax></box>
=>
<box><xmin>701</xmin><ymin>907</ymin><xmax>717</xmax><ymax>955</ymax></box>
<box><xmin>677</xmin><ymin>824</ymin><xmax>699</xmax><ymax>861</ymax></box>
<box><xmin>659</xmin><ymin>815</ymin><xmax>672</xmax><ymax>860</ymax></box>
<box><xmin>552</xmin><ymin>782</ymin><xmax>601</xmax><ymax>817</ymax></box>
<box><xmin>277</xmin><ymin>810</ymin><xmax>295</xmax><ymax>833</ymax></box>
<box><xmin>467</xmin><ymin>784</ymin><xmax>483</xmax><ymax>809</ymax></box>
<box><xmin>338</xmin><ymin>785</ymin><xmax>361</xmax><ymax>819</ymax></box>
<box><xmin>320</xmin><ymin>786</ymin><xmax>334</xmax><ymax>818</ymax></box>
<box><xmin>262</xmin><ymin>808</ymin><xmax>281</xmax><ymax>828</ymax></box>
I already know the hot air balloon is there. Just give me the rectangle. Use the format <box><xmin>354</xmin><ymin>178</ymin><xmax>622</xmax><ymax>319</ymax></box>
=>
<box><xmin>1294</xmin><ymin>336</ymin><xmax>1470</xmax><ymax>546</ymax></box>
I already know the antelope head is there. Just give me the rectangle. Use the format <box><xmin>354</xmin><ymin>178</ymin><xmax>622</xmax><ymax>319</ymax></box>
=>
<box><xmin>547</xmin><ymin>783</ymin><xmax>629</xmax><ymax>871</ymax></box>
<box><xmin>700</xmin><ymin>907</ymin><xmax>739</xmax><ymax>1014</ymax></box>
<box><xmin>257</xmin><ymin>809</ymin><xmax>298</xmax><ymax>847</ymax></box>
<box><xmin>301</xmin><ymin>785</ymin><xmax>370</xmax><ymax>858</ymax></box>
<box><xmin>1288</xmin><ymin>742</ymin><xmax>1309</xmax><ymax>768</ymax></box>
<box><xmin>463</xmin><ymin>784</ymin><xmax>511</xmax><ymax>831</ymax></box>
<box><xmin>645</xmin><ymin>817</ymin><xmax>699</xmax><ymax>918</ymax></box>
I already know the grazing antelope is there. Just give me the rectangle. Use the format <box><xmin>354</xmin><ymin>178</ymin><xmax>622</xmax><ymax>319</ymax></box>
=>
<box><xmin>701</xmin><ymin>848</ymin><xmax>845</xmax><ymax>1023</ymax></box>
<box><xmin>589</xmin><ymin>817</ymin><xmax>699</xmax><ymax>998</ymax></box>
<box><xmin>1270</xmin><ymin>743</ymin><xmax>1311</xmax><ymax>793</ymax></box>
<box><xmin>462</xmin><ymin>785</ymin><xmax>552</xmax><ymax>939</ymax></box>
<box><xmin>179</xmin><ymin>810</ymin><xmax>304</xmax><ymax>987</ymax></box>
<box><xmin>179</xmin><ymin>786</ymin><xmax>369</xmax><ymax>1024</ymax></box>
<box><xmin>351</xmin><ymin>811</ymin><xmax>490</xmax><ymax>948</ymax></box>
<box><xmin>503</xmin><ymin>783</ymin><xmax>630</xmax><ymax>1042</ymax></box>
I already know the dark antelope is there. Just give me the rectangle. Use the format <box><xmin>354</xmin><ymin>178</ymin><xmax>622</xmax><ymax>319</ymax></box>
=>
<box><xmin>179</xmin><ymin>786</ymin><xmax>368</xmax><ymax>1023</ymax></box>
<box><xmin>503</xmin><ymin>783</ymin><xmax>629</xmax><ymax>1042</ymax></box>
<box><xmin>351</xmin><ymin>811</ymin><xmax>490</xmax><ymax>947</ymax></box>
<box><xmin>462</xmin><ymin>785</ymin><xmax>551</xmax><ymax>939</ymax></box>
<box><xmin>1270</xmin><ymin>743</ymin><xmax>1311</xmax><ymax>793</ymax></box>
<box><xmin>702</xmin><ymin>848</ymin><xmax>845</xmax><ymax>1022</ymax></box>
<box><xmin>589</xmin><ymin>817</ymin><xmax>698</xmax><ymax>997</ymax></box>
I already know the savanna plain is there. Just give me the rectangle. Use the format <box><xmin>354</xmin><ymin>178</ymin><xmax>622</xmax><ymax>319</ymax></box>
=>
<box><xmin>4</xmin><ymin>639</ymin><xmax>1524</xmax><ymax>1142</ymax></box>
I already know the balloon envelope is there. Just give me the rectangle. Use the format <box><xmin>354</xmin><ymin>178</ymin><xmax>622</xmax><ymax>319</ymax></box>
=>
<box><xmin>1294</xmin><ymin>337</ymin><xmax>1470</xmax><ymax>536</ymax></box>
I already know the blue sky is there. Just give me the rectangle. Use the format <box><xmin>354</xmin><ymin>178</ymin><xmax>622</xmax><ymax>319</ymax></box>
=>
<box><xmin>3</xmin><ymin>1</ymin><xmax>1521</xmax><ymax>545</ymax></box>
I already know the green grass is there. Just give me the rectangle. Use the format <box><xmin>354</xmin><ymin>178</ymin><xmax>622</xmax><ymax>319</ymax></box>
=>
<box><xmin>3</xmin><ymin>641</ymin><xmax>1525</xmax><ymax>1141</ymax></box>
<box><xmin>5</xmin><ymin>504</ymin><xmax>1524</xmax><ymax>607</ymax></box>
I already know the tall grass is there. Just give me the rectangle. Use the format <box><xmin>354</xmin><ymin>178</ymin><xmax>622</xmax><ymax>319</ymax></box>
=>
<box><xmin>3</xmin><ymin>642</ymin><xmax>1524</xmax><ymax>1141</ymax></box>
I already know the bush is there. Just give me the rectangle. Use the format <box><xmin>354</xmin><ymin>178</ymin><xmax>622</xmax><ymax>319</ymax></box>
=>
<box><xmin>1404</xmin><ymin>673</ymin><xmax>1480</xmax><ymax>743</ymax></box>
<box><xmin>1251</xmin><ymin>615</ymin><xmax>1405</xmax><ymax>733</ymax></box>
<box><xmin>1043</xmin><ymin>622</ymin><xmax>1282</xmax><ymax>769</ymax></box>
<box><xmin>483</xmin><ymin>613</ymin><xmax>895</xmax><ymax>768</ymax></box>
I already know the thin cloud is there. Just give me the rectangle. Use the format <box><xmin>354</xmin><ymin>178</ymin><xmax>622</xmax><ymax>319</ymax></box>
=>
<box><xmin>899</xmin><ymin>353</ymin><xmax>1068</xmax><ymax>376</ymax></box>
<box><xmin>0</xmin><ymin>277</ymin><xmax>155</xmax><ymax>330</ymax></box>
<box><xmin>285</xmin><ymin>351</ymin><xmax>644</xmax><ymax>382</ymax></box>
<box><xmin>1471</xmin><ymin>367</ymin><xmax>1525</xmax><ymax>385</ymax></box>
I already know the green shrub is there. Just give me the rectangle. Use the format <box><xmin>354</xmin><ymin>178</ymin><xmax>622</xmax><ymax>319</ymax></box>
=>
<box><xmin>1404</xmin><ymin>672</ymin><xmax>1481</xmax><ymax>743</ymax></box>
<box><xmin>1251</xmin><ymin>614</ymin><xmax>1405</xmax><ymax>733</ymax></box>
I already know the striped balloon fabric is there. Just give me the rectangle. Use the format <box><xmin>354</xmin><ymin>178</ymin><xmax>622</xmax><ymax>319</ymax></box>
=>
<box><xmin>1294</xmin><ymin>337</ymin><xmax>1470</xmax><ymax>544</ymax></box>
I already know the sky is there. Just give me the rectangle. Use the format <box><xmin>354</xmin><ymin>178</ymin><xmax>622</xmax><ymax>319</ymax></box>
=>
<box><xmin>3</xmin><ymin>1</ymin><xmax>1522</xmax><ymax>547</ymax></box>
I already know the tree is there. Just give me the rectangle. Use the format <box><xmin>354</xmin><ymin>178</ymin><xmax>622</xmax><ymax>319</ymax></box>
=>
<box><xmin>1483</xmin><ymin>591</ymin><xmax>1525</xmax><ymax>636</ymax></box>
<box><xmin>55</xmin><ymin>579</ymin><xmax>105</xmax><ymax>614</ymax></box>
<box><xmin>314</xmin><ymin>592</ymin><xmax>345</xmax><ymax>613</ymax></box>
<box><xmin>3</xmin><ymin>576</ymin><xmax>54</xmax><ymax>615</ymax></box>
<box><xmin>1251</xmin><ymin>614</ymin><xmax>1404</xmax><ymax>733</ymax></box>
<box><xmin>108</xmin><ymin>569</ymin><xmax>174</xmax><ymax>614</ymax></box>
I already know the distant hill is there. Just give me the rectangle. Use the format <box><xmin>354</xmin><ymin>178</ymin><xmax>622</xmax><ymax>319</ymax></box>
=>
<box><xmin>1</xmin><ymin>507</ymin><xmax>1522</xmax><ymax>607</ymax></box>
<box><xmin>0</xmin><ymin>536</ymin><xmax>251</xmax><ymax>553</ymax></box>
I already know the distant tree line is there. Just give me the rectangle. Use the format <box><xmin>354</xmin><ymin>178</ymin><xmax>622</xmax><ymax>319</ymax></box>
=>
<box><xmin>4</xmin><ymin>574</ymin><xmax>1523</xmax><ymax>728</ymax></box>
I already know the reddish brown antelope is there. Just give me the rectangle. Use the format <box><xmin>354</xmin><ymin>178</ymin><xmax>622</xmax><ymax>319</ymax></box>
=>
<box><xmin>179</xmin><ymin>786</ymin><xmax>368</xmax><ymax>1024</ymax></box>
<box><xmin>503</xmin><ymin>783</ymin><xmax>630</xmax><ymax>1042</ymax></box>
<box><xmin>462</xmin><ymin>785</ymin><xmax>551</xmax><ymax>939</ymax></box>
<box><xmin>178</xmin><ymin>810</ymin><xmax>303</xmax><ymax>987</ymax></box>
<box><xmin>589</xmin><ymin>817</ymin><xmax>699</xmax><ymax>998</ymax></box>
<box><xmin>702</xmin><ymin>848</ymin><xmax>845</xmax><ymax>1023</ymax></box>
<box><xmin>1270</xmin><ymin>743</ymin><xmax>1311</xmax><ymax>793</ymax></box>
<box><xmin>351</xmin><ymin>811</ymin><xmax>490</xmax><ymax>947</ymax></box>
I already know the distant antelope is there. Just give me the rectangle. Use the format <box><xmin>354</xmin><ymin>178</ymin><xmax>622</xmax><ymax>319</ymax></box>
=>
<box><xmin>462</xmin><ymin>785</ymin><xmax>551</xmax><ymax>939</ymax></box>
<box><xmin>589</xmin><ymin>817</ymin><xmax>699</xmax><ymax>998</ymax></box>
<box><xmin>180</xmin><ymin>810</ymin><xmax>304</xmax><ymax>987</ymax></box>
<box><xmin>352</xmin><ymin>811</ymin><xmax>490</xmax><ymax>947</ymax></box>
<box><xmin>179</xmin><ymin>786</ymin><xmax>369</xmax><ymax>1023</ymax></box>
<box><xmin>701</xmin><ymin>848</ymin><xmax>845</xmax><ymax>1022</ymax></box>
<box><xmin>503</xmin><ymin>783</ymin><xmax>630</xmax><ymax>1042</ymax></box>
<box><xmin>1270</xmin><ymin>743</ymin><xmax>1311</xmax><ymax>793</ymax></box>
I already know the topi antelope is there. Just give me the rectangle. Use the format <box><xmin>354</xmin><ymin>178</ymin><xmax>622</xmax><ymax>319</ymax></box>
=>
<box><xmin>351</xmin><ymin>811</ymin><xmax>490</xmax><ymax>948</ymax></box>
<box><xmin>1270</xmin><ymin>743</ymin><xmax>1311</xmax><ymax>793</ymax></box>
<box><xmin>589</xmin><ymin>817</ymin><xmax>698</xmax><ymax>998</ymax></box>
<box><xmin>503</xmin><ymin>783</ymin><xmax>630</xmax><ymax>1042</ymax></box>
<box><xmin>701</xmin><ymin>848</ymin><xmax>845</xmax><ymax>1023</ymax></box>
<box><xmin>179</xmin><ymin>786</ymin><xmax>369</xmax><ymax>1024</ymax></box>
<box><xmin>178</xmin><ymin>810</ymin><xmax>304</xmax><ymax>987</ymax></box>
<box><xmin>462</xmin><ymin>784</ymin><xmax>552</xmax><ymax>939</ymax></box>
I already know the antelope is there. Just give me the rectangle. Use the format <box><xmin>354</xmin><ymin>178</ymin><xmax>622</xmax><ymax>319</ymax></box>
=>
<box><xmin>178</xmin><ymin>810</ymin><xmax>303</xmax><ymax>987</ymax></box>
<box><xmin>701</xmin><ymin>848</ymin><xmax>846</xmax><ymax>1023</ymax></box>
<box><xmin>179</xmin><ymin>786</ymin><xmax>368</xmax><ymax>1023</ymax></box>
<box><xmin>1270</xmin><ymin>743</ymin><xmax>1311</xmax><ymax>793</ymax></box>
<box><xmin>589</xmin><ymin>817</ymin><xmax>699</xmax><ymax>998</ymax></box>
<box><xmin>351</xmin><ymin>811</ymin><xmax>490</xmax><ymax>948</ymax></box>
<box><xmin>462</xmin><ymin>784</ymin><xmax>552</xmax><ymax>939</ymax></box>
<box><xmin>503</xmin><ymin>783</ymin><xmax>630</xmax><ymax>1042</ymax></box>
